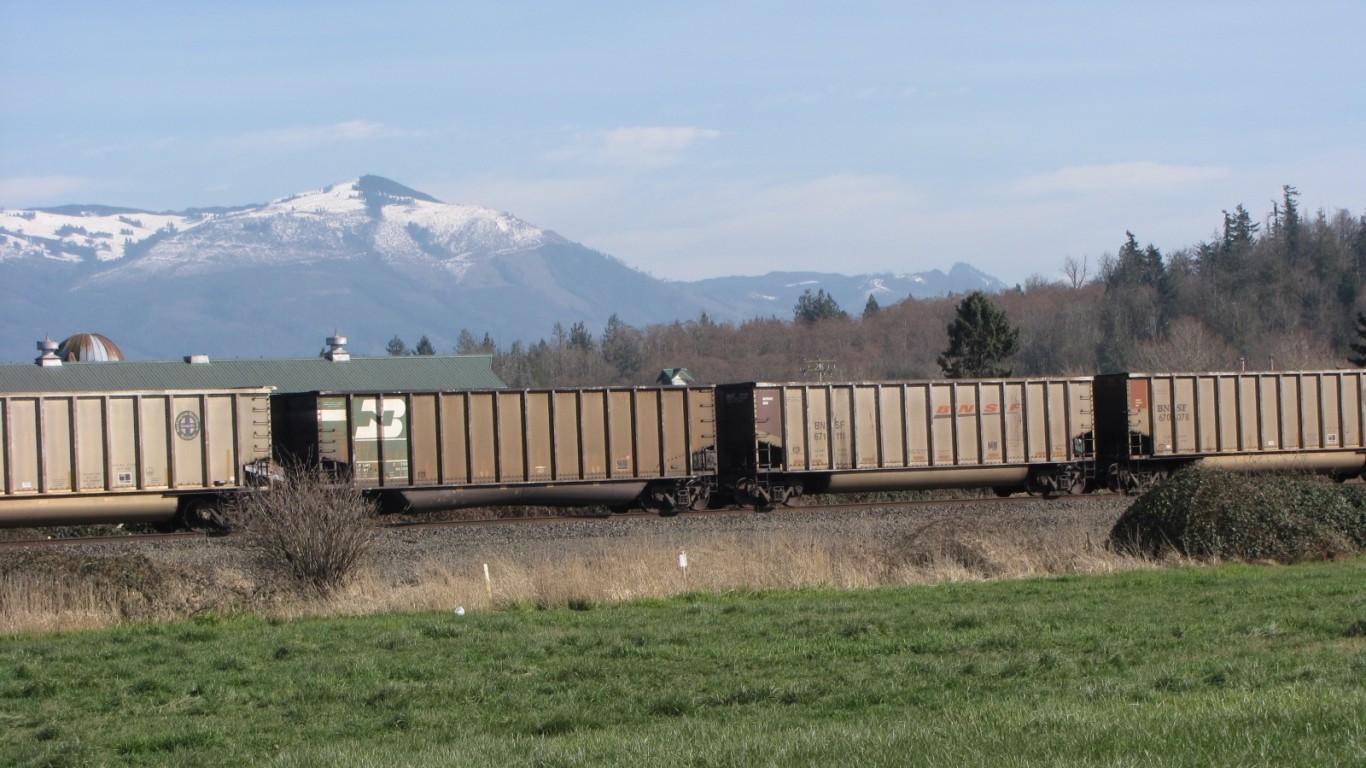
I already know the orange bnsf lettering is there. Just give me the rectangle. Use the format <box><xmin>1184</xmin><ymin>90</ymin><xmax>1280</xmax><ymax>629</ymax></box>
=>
<box><xmin>936</xmin><ymin>405</ymin><xmax>952</xmax><ymax>415</ymax></box>
<box><xmin>983</xmin><ymin>403</ymin><xmax>999</xmax><ymax>414</ymax></box>
<box><xmin>958</xmin><ymin>404</ymin><xmax>976</xmax><ymax>414</ymax></box>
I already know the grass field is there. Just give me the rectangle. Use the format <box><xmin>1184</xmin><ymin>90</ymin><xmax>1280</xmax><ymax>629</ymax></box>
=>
<box><xmin>3</xmin><ymin>557</ymin><xmax>1364</xmax><ymax>767</ymax></box>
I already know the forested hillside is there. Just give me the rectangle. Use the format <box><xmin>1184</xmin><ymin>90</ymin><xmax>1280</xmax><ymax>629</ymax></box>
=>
<box><xmin>396</xmin><ymin>186</ymin><xmax>1365</xmax><ymax>386</ymax></box>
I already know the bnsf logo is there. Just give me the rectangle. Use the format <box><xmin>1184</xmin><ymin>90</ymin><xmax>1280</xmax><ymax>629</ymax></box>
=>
<box><xmin>354</xmin><ymin>398</ymin><xmax>407</xmax><ymax>440</ymax></box>
<box><xmin>934</xmin><ymin>403</ymin><xmax>1022</xmax><ymax>415</ymax></box>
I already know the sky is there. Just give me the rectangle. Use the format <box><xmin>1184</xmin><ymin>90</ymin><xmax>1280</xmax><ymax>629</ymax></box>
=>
<box><xmin>2</xmin><ymin>1</ymin><xmax>1363</xmax><ymax>285</ymax></box>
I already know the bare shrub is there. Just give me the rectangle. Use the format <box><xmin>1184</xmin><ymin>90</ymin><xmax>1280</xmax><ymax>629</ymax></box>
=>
<box><xmin>225</xmin><ymin>467</ymin><xmax>378</xmax><ymax>598</ymax></box>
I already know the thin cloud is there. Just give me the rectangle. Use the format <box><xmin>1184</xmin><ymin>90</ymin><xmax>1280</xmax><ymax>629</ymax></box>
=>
<box><xmin>556</xmin><ymin>126</ymin><xmax>720</xmax><ymax>169</ymax></box>
<box><xmin>0</xmin><ymin>175</ymin><xmax>92</xmax><ymax>206</ymax></box>
<box><xmin>1014</xmin><ymin>161</ymin><xmax>1228</xmax><ymax>196</ymax></box>
<box><xmin>220</xmin><ymin>120</ymin><xmax>428</xmax><ymax>152</ymax></box>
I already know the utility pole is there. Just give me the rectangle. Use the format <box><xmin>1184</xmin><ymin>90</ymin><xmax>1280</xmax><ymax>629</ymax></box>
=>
<box><xmin>802</xmin><ymin>358</ymin><xmax>838</xmax><ymax>381</ymax></box>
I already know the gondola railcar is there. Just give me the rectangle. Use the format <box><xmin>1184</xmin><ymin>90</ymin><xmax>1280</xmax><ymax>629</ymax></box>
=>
<box><xmin>714</xmin><ymin>378</ymin><xmax>1095</xmax><ymax>507</ymax></box>
<box><xmin>1093</xmin><ymin>370</ymin><xmax>1366</xmax><ymax>490</ymax></box>
<box><xmin>270</xmin><ymin>386</ymin><xmax>717</xmax><ymax>515</ymax></box>
<box><xmin>0</xmin><ymin>388</ymin><xmax>272</xmax><ymax>527</ymax></box>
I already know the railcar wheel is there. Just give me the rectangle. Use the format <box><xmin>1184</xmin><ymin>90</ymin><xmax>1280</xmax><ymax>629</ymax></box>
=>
<box><xmin>688</xmin><ymin>487</ymin><xmax>712</xmax><ymax>511</ymax></box>
<box><xmin>179</xmin><ymin>497</ymin><xmax>224</xmax><ymax>532</ymax></box>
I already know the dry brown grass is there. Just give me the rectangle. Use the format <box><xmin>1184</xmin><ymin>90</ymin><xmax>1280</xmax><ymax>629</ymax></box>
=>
<box><xmin>0</xmin><ymin>551</ymin><xmax>252</xmax><ymax>634</ymax></box>
<box><xmin>1</xmin><ymin>570</ymin><xmax>123</xmax><ymax>634</ymax></box>
<box><xmin>3</xmin><ymin>519</ymin><xmax>1157</xmax><ymax>633</ymax></box>
<box><xmin>267</xmin><ymin>526</ymin><xmax>1155</xmax><ymax>621</ymax></box>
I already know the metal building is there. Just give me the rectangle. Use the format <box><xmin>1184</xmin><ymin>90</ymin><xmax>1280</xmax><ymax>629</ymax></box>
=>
<box><xmin>1</xmin><ymin>335</ymin><xmax>507</xmax><ymax>394</ymax></box>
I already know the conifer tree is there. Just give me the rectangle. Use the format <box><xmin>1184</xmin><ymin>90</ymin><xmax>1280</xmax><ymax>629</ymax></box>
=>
<box><xmin>937</xmin><ymin>291</ymin><xmax>1021</xmax><ymax>378</ymax></box>
<box><xmin>794</xmin><ymin>288</ymin><xmax>847</xmax><ymax>323</ymax></box>
<box><xmin>862</xmin><ymin>294</ymin><xmax>880</xmax><ymax>318</ymax></box>
<box><xmin>1350</xmin><ymin>311</ymin><xmax>1366</xmax><ymax>367</ymax></box>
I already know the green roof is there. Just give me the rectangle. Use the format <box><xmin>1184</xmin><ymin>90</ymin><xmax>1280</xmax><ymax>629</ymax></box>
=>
<box><xmin>0</xmin><ymin>355</ymin><xmax>506</xmax><ymax>394</ymax></box>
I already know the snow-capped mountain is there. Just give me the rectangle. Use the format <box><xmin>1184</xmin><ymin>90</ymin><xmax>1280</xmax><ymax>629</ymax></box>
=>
<box><xmin>0</xmin><ymin>176</ymin><xmax>1004</xmax><ymax>361</ymax></box>
<box><xmin>3</xmin><ymin>176</ymin><xmax>553</xmax><ymax>277</ymax></box>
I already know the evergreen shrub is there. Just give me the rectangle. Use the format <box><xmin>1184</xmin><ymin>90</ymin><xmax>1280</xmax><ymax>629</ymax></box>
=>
<box><xmin>1108</xmin><ymin>466</ymin><xmax>1366</xmax><ymax>563</ymax></box>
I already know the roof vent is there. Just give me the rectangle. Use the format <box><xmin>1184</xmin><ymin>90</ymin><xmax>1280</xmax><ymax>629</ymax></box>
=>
<box><xmin>325</xmin><ymin>333</ymin><xmax>351</xmax><ymax>362</ymax></box>
<box><xmin>185</xmin><ymin>354</ymin><xmax>211</xmax><ymax>365</ymax></box>
<box><xmin>36</xmin><ymin>337</ymin><xmax>61</xmax><ymax>367</ymax></box>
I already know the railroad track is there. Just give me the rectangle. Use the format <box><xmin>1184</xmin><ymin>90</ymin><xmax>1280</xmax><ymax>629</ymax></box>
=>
<box><xmin>0</xmin><ymin>493</ymin><xmax>1100</xmax><ymax>550</ymax></box>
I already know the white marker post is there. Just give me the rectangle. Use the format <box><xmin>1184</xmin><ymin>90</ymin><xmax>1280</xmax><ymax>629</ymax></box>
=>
<box><xmin>483</xmin><ymin>563</ymin><xmax>493</xmax><ymax>601</ymax></box>
<box><xmin>679</xmin><ymin>550</ymin><xmax>689</xmax><ymax>583</ymax></box>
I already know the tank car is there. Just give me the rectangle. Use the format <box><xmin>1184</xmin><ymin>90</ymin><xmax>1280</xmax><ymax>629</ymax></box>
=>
<box><xmin>271</xmin><ymin>386</ymin><xmax>716</xmax><ymax>515</ymax></box>
<box><xmin>0</xmin><ymin>388</ymin><xmax>273</xmax><ymax>528</ymax></box>
<box><xmin>714</xmin><ymin>378</ymin><xmax>1095</xmax><ymax>507</ymax></box>
<box><xmin>1093</xmin><ymin>370</ymin><xmax>1366</xmax><ymax>490</ymax></box>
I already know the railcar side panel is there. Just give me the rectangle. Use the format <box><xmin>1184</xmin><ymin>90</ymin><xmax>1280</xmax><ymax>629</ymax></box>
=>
<box><xmin>105</xmin><ymin>397</ymin><xmax>135</xmax><ymax>490</ymax></box>
<box><xmin>717</xmin><ymin>379</ymin><xmax>1092</xmax><ymax>499</ymax></box>
<box><xmin>439</xmin><ymin>392</ymin><xmax>469</xmax><ymax>483</ymax></box>
<box><xmin>2</xmin><ymin>389</ymin><xmax>271</xmax><ymax>527</ymax></box>
<box><xmin>279</xmin><ymin>387</ymin><xmax>715</xmax><ymax>513</ymax></box>
<box><xmin>408</xmin><ymin>393</ymin><xmax>438</xmax><ymax>485</ymax></box>
<box><xmin>905</xmin><ymin>385</ymin><xmax>930</xmax><ymax>466</ymax></box>
<box><xmin>6</xmin><ymin>399</ymin><xmax>40</xmax><ymax>493</ymax></box>
<box><xmin>1094</xmin><ymin>371</ymin><xmax>1366</xmax><ymax>479</ymax></box>
<box><xmin>42</xmin><ymin>399</ymin><xmax>72</xmax><ymax>491</ymax></box>
<box><xmin>552</xmin><ymin>391</ymin><xmax>582</xmax><ymax>479</ymax></box>
<box><xmin>466</xmin><ymin>392</ymin><xmax>496</xmax><ymax>482</ymax></box>
<box><xmin>635</xmin><ymin>389</ymin><xmax>663</xmax><ymax>477</ymax></box>
<box><xmin>579</xmin><ymin>393</ymin><xmax>608</xmax><ymax>479</ymax></box>
<box><xmin>522</xmin><ymin>392</ymin><xmax>553</xmax><ymax>482</ymax></box>
<box><xmin>877</xmin><ymin>386</ymin><xmax>905</xmax><ymax>467</ymax></box>
<box><xmin>980</xmin><ymin>383</ymin><xmax>1003</xmax><ymax>464</ymax></box>
<box><xmin>140</xmin><ymin>398</ymin><xmax>169</xmax><ymax>488</ymax></box>
<box><xmin>607</xmin><ymin>390</ymin><xmax>634</xmax><ymax>478</ymax></box>
<box><xmin>494</xmin><ymin>391</ymin><xmax>526</xmax><ymax>483</ymax></box>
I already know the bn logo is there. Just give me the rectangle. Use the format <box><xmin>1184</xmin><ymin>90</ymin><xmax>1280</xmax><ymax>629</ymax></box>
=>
<box><xmin>354</xmin><ymin>398</ymin><xmax>406</xmax><ymax>440</ymax></box>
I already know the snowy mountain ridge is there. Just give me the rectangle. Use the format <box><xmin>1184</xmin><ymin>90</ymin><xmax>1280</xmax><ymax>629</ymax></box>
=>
<box><xmin>0</xmin><ymin>175</ymin><xmax>1005</xmax><ymax>360</ymax></box>
<box><xmin>1</xmin><ymin>176</ymin><xmax>551</xmax><ymax>282</ymax></box>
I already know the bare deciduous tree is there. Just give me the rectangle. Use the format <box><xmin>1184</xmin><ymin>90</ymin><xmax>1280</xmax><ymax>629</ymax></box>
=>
<box><xmin>1062</xmin><ymin>254</ymin><xmax>1089</xmax><ymax>289</ymax></box>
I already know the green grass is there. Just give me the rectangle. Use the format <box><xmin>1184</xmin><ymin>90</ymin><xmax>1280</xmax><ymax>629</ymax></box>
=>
<box><xmin>3</xmin><ymin>560</ymin><xmax>1364</xmax><ymax>767</ymax></box>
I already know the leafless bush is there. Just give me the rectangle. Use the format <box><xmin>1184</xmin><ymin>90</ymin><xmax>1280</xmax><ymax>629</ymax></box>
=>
<box><xmin>225</xmin><ymin>466</ymin><xmax>378</xmax><ymax>598</ymax></box>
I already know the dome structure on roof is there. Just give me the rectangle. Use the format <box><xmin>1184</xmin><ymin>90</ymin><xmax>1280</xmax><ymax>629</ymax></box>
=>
<box><xmin>57</xmin><ymin>333</ymin><xmax>125</xmax><ymax>362</ymax></box>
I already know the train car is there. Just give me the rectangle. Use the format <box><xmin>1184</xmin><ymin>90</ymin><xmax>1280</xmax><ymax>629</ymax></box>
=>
<box><xmin>1093</xmin><ymin>370</ymin><xmax>1366</xmax><ymax>490</ymax></box>
<box><xmin>271</xmin><ymin>386</ymin><xmax>716</xmax><ymax>514</ymax></box>
<box><xmin>714</xmin><ymin>378</ymin><xmax>1095</xmax><ymax>506</ymax></box>
<box><xmin>0</xmin><ymin>388</ymin><xmax>273</xmax><ymax>527</ymax></box>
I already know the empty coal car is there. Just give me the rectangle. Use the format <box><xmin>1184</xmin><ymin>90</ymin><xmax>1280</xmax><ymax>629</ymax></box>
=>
<box><xmin>714</xmin><ymin>378</ymin><xmax>1095</xmax><ymax>506</ymax></box>
<box><xmin>1093</xmin><ymin>370</ymin><xmax>1366</xmax><ymax>490</ymax></box>
<box><xmin>270</xmin><ymin>386</ymin><xmax>717</xmax><ymax>515</ymax></box>
<box><xmin>0</xmin><ymin>388</ymin><xmax>272</xmax><ymax>527</ymax></box>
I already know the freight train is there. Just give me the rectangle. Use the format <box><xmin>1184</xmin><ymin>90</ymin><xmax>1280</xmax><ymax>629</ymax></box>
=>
<box><xmin>2</xmin><ymin>370</ymin><xmax>1364</xmax><ymax>528</ymax></box>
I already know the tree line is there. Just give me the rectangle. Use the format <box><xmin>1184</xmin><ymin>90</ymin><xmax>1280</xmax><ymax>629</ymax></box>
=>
<box><xmin>381</xmin><ymin>185</ymin><xmax>1366</xmax><ymax>386</ymax></box>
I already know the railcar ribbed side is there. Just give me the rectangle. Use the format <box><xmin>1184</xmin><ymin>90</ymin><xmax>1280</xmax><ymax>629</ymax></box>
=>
<box><xmin>715</xmin><ymin>378</ymin><xmax>1095</xmax><ymax>506</ymax></box>
<box><xmin>272</xmin><ymin>386</ymin><xmax>716</xmax><ymax>515</ymax></box>
<box><xmin>0</xmin><ymin>388</ymin><xmax>273</xmax><ymax>527</ymax></box>
<box><xmin>1093</xmin><ymin>370</ymin><xmax>1366</xmax><ymax>489</ymax></box>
